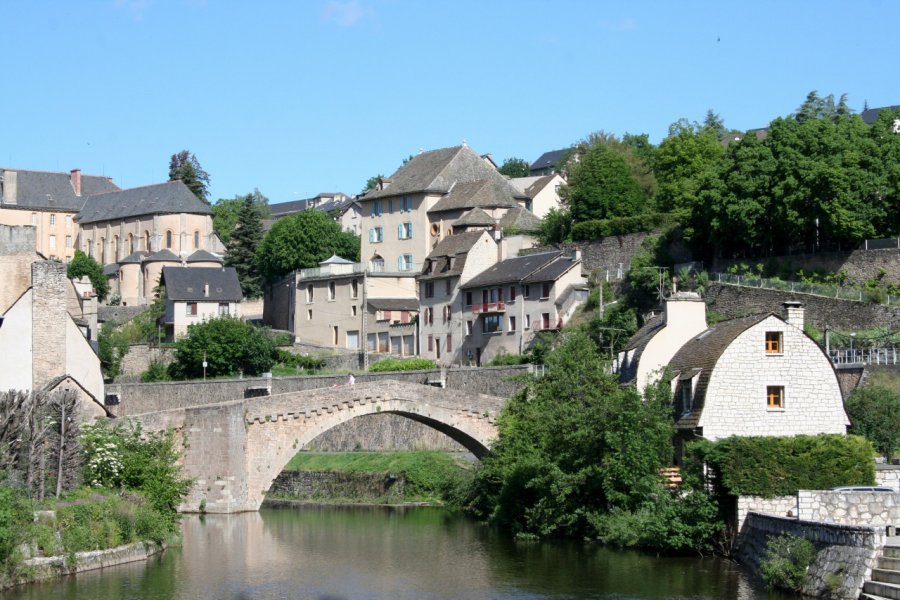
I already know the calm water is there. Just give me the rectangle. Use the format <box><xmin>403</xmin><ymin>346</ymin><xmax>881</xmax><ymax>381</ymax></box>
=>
<box><xmin>3</xmin><ymin>506</ymin><xmax>791</xmax><ymax>600</ymax></box>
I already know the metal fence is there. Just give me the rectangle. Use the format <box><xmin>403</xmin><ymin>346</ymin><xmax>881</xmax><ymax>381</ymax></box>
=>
<box><xmin>830</xmin><ymin>347</ymin><xmax>900</xmax><ymax>366</ymax></box>
<box><xmin>864</xmin><ymin>238</ymin><xmax>900</xmax><ymax>250</ymax></box>
<box><xmin>713</xmin><ymin>272</ymin><xmax>900</xmax><ymax>307</ymax></box>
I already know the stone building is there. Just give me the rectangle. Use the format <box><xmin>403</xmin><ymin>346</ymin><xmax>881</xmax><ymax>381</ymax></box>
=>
<box><xmin>0</xmin><ymin>167</ymin><xmax>119</xmax><ymax>262</ymax></box>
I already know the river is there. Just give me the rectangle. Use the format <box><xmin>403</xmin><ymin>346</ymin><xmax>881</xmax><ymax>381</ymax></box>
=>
<box><xmin>3</xmin><ymin>506</ymin><xmax>791</xmax><ymax>600</ymax></box>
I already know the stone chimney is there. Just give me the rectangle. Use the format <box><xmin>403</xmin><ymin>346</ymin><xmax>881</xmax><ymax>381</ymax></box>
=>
<box><xmin>70</xmin><ymin>169</ymin><xmax>82</xmax><ymax>196</ymax></box>
<box><xmin>31</xmin><ymin>261</ymin><xmax>68</xmax><ymax>390</ymax></box>
<box><xmin>1</xmin><ymin>170</ymin><xmax>18</xmax><ymax>205</ymax></box>
<box><xmin>782</xmin><ymin>300</ymin><xmax>804</xmax><ymax>329</ymax></box>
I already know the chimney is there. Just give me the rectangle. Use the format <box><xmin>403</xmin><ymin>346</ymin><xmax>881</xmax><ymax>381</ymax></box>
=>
<box><xmin>70</xmin><ymin>169</ymin><xmax>82</xmax><ymax>196</ymax></box>
<box><xmin>782</xmin><ymin>300</ymin><xmax>804</xmax><ymax>329</ymax></box>
<box><xmin>1</xmin><ymin>170</ymin><xmax>18</xmax><ymax>205</ymax></box>
<box><xmin>31</xmin><ymin>261</ymin><xmax>68</xmax><ymax>390</ymax></box>
<box><xmin>203</xmin><ymin>282</ymin><xmax>210</xmax><ymax>297</ymax></box>
<box><xmin>663</xmin><ymin>291</ymin><xmax>707</xmax><ymax>332</ymax></box>
<box><xmin>573</xmin><ymin>245</ymin><xmax>582</xmax><ymax>261</ymax></box>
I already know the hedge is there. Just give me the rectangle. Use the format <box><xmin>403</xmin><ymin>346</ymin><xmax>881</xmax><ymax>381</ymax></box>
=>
<box><xmin>686</xmin><ymin>434</ymin><xmax>875</xmax><ymax>498</ymax></box>
<box><xmin>571</xmin><ymin>212</ymin><xmax>677</xmax><ymax>241</ymax></box>
<box><xmin>369</xmin><ymin>357</ymin><xmax>436</xmax><ymax>373</ymax></box>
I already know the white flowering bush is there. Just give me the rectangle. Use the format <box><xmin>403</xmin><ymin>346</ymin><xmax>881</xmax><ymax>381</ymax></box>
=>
<box><xmin>81</xmin><ymin>423</ymin><xmax>125</xmax><ymax>488</ymax></box>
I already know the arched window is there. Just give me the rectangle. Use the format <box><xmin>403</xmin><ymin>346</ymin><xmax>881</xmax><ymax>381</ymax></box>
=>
<box><xmin>128</xmin><ymin>234</ymin><xmax>134</xmax><ymax>255</ymax></box>
<box><xmin>113</xmin><ymin>235</ymin><xmax>119</xmax><ymax>261</ymax></box>
<box><xmin>144</xmin><ymin>231</ymin><xmax>151</xmax><ymax>252</ymax></box>
<box><xmin>370</xmin><ymin>254</ymin><xmax>384</xmax><ymax>273</ymax></box>
<box><xmin>87</xmin><ymin>240</ymin><xmax>93</xmax><ymax>258</ymax></box>
<box><xmin>100</xmin><ymin>237</ymin><xmax>106</xmax><ymax>264</ymax></box>
<box><xmin>194</xmin><ymin>230</ymin><xmax>200</xmax><ymax>249</ymax></box>
<box><xmin>165</xmin><ymin>230</ymin><xmax>173</xmax><ymax>249</ymax></box>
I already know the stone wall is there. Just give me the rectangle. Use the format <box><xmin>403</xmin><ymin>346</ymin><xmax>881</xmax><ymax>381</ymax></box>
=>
<box><xmin>119</xmin><ymin>344</ymin><xmax>176</xmax><ymax>379</ymax></box>
<box><xmin>736</xmin><ymin>496</ymin><xmax>797</xmax><ymax>531</ymax></box>
<box><xmin>876</xmin><ymin>465</ymin><xmax>900</xmax><ymax>491</ymax></box>
<box><xmin>714</xmin><ymin>246</ymin><xmax>900</xmax><ymax>286</ymax></box>
<box><xmin>267</xmin><ymin>470</ymin><xmax>406</xmax><ymax>500</ymax></box>
<box><xmin>31</xmin><ymin>261</ymin><xmax>67</xmax><ymax>390</ymax></box>
<box><xmin>738</xmin><ymin>512</ymin><xmax>885</xmax><ymax>599</ymax></box>
<box><xmin>705</xmin><ymin>282</ymin><xmax>900</xmax><ymax>330</ymax></box>
<box><xmin>307</xmin><ymin>413</ymin><xmax>466</xmax><ymax>451</ymax></box>
<box><xmin>834</xmin><ymin>366</ymin><xmax>864</xmax><ymax>401</ymax></box>
<box><xmin>797</xmin><ymin>490</ymin><xmax>900</xmax><ymax>527</ymax></box>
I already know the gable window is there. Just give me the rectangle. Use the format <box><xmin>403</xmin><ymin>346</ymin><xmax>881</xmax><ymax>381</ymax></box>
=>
<box><xmin>765</xmin><ymin>331</ymin><xmax>783</xmax><ymax>354</ymax></box>
<box><xmin>218</xmin><ymin>302</ymin><xmax>230</xmax><ymax>316</ymax></box>
<box><xmin>306</xmin><ymin>284</ymin><xmax>314</xmax><ymax>303</ymax></box>
<box><xmin>682</xmin><ymin>380</ymin><xmax>693</xmax><ymax>414</ymax></box>
<box><xmin>186</xmin><ymin>302</ymin><xmax>198</xmax><ymax>316</ymax></box>
<box><xmin>398</xmin><ymin>222</ymin><xmax>412</xmax><ymax>240</ymax></box>
<box><xmin>369</xmin><ymin>227</ymin><xmax>384</xmax><ymax>243</ymax></box>
<box><xmin>541</xmin><ymin>283</ymin><xmax>551</xmax><ymax>298</ymax></box>
<box><xmin>424</xmin><ymin>282</ymin><xmax>434</xmax><ymax>298</ymax></box>
<box><xmin>483</xmin><ymin>315</ymin><xmax>503</xmax><ymax>333</ymax></box>
<box><xmin>767</xmin><ymin>386</ymin><xmax>785</xmax><ymax>409</ymax></box>
<box><xmin>372</xmin><ymin>200</ymin><xmax>383</xmax><ymax>217</ymax></box>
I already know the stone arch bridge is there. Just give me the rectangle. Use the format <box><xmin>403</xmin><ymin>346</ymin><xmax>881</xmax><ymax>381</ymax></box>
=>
<box><xmin>128</xmin><ymin>380</ymin><xmax>505</xmax><ymax>513</ymax></box>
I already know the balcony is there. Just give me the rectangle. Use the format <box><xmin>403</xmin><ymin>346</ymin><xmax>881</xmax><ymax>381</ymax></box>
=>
<box><xmin>470</xmin><ymin>302</ymin><xmax>506</xmax><ymax>314</ymax></box>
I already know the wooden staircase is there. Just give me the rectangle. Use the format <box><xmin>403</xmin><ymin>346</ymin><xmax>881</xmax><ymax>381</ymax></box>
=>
<box><xmin>862</xmin><ymin>537</ymin><xmax>900</xmax><ymax>600</ymax></box>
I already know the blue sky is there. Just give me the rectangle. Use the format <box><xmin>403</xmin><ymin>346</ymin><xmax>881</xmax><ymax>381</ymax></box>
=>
<box><xmin>2</xmin><ymin>1</ymin><xmax>898</xmax><ymax>206</ymax></box>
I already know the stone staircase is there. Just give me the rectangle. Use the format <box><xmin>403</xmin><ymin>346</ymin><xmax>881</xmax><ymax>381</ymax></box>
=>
<box><xmin>862</xmin><ymin>537</ymin><xmax>900</xmax><ymax>600</ymax></box>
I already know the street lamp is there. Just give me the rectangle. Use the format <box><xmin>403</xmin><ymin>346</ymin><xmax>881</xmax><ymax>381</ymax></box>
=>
<box><xmin>850</xmin><ymin>332</ymin><xmax>856</xmax><ymax>363</ymax></box>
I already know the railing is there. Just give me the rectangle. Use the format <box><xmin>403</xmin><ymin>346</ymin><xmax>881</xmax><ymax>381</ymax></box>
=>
<box><xmin>830</xmin><ymin>347</ymin><xmax>900</xmax><ymax>366</ymax></box>
<box><xmin>470</xmin><ymin>302</ymin><xmax>506</xmax><ymax>314</ymax></box>
<box><xmin>713</xmin><ymin>272</ymin><xmax>900</xmax><ymax>306</ymax></box>
<box><xmin>298</xmin><ymin>263</ymin><xmax>366</xmax><ymax>279</ymax></box>
<box><xmin>864</xmin><ymin>238</ymin><xmax>900</xmax><ymax>250</ymax></box>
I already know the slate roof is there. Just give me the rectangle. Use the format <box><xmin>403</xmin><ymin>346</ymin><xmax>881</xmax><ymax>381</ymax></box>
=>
<box><xmin>861</xmin><ymin>105</ymin><xmax>900</xmax><ymax>125</ymax></box>
<box><xmin>103</xmin><ymin>263</ymin><xmax>119</xmax><ymax>277</ymax></box>
<box><xmin>460</xmin><ymin>251</ymin><xmax>563</xmax><ymax>289</ymax></box>
<box><xmin>510</xmin><ymin>174</ymin><xmax>557</xmax><ymax>199</ymax></box>
<box><xmin>668</xmin><ymin>313</ymin><xmax>772</xmax><ymax>430</ymax></box>
<box><xmin>529</xmin><ymin>148</ymin><xmax>569</xmax><ymax>174</ymax></box>
<box><xmin>144</xmin><ymin>249</ymin><xmax>181</xmax><ymax>263</ymax></box>
<box><xmin>0</xmin><ymin>168</ymin><xmax>119</xmax><ymax>211</ymax></box>
<box><xmin>364</xmin><ymin>145</ymin><xmax>528</xmax><ymax>203</ymax></box>
<box><xmin>452</xmin><ymin>207</ymin><xmax>495</xmax><ymax>228</ymax></box>
<box><xmin>523</xmin><ymin>253</ymin><xmax>579</xmax><ymax>283</ymax></box>
<box><xmin>270</xmin><ymin>193</ymin><xmax>351</xmax><ymax>217</ymax></box>
<box><xmin>428</xmin><ymin>178</ymin><xmax>520</xmax><ymax>213</ymax></box>
<box><xmin>186</xmin><ymin>249</ymin><xmax>222</xmax><ymax>263</ymax></box>
<box><xmin>498</xmin><ymin>206</ymin><xmax>542</xmax><ymax>232</ymax></box>
<box><xmin>119</xmin><ymin>251</ymin><xmax>149</xmax><ymax>264</ymax></box>
<box><xmin>77</xmin><ymin>180</ymin><xmax>212</xmax><ymax>224</ymax></box>
<box><xmin>618</xmin><ymin>315</ymin><xmax>665</xmax><ymax>384</ymax></box>
<box><xmin>320</xmin><ymin>254</ymin><xmax>355</xmax><ymax>265</ymax></box>
<box><xmin>419</xmin><ymin>231</ymin><xmax>488</xmax><ymax>281</ymax></box>
<box><xmin>367</xmin><ymin>298</ymin><xmax>419</xmax><ymax>311</ymax></box>
<box><xmin>162</xmin><ymin>266</ymin><xmax>242</xmax><ymax>302</ymax></box>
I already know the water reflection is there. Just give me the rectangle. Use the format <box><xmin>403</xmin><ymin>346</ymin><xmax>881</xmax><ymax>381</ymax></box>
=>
<box><xmin>1</xmin><ymin>506</ymin><xmax>791</xmax><ymax>600</ymax></box>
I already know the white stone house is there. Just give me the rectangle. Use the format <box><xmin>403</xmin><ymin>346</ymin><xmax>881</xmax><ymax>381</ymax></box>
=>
<box><xmin>161</xmin><ymin>266</ymin><xmax>243</xmax><ymax>339</ymax></box>
<box><xmin>617</xmin><ymin>298</ymin><xmax>849</xmax><ymax>461</ymax></box>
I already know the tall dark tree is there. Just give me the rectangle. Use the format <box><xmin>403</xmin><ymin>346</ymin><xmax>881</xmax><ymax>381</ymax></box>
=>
<box><xmin>213</xmin><ymin>189</ymin><xmax>270</xmax><ymax>244</ymax></box>
<box><xmin>169</xmin><ymin>150</ymin><xmax>211</xmax><ymax>204</ymax></box>
<box><xmin>225</xmin><ymin>193</ymin><xmax>266</xmax><ymax>298</ymax></box>
<box><xmin>498</xmin><ymin>157</ymin><xmax>530</xmax><ymax>178</ymax></box>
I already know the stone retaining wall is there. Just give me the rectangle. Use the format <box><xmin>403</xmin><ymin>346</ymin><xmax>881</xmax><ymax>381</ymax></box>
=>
<box><xmin>705</xmin><ymin>282</ymin><xmax>900</xmax><ymax>329</ymax></box>
<box><xmin>267</xmin><ymin>470</ymin><xmax>406</xmax><ymax>499</ymax></box>
<box><xmin>797</xmin><ymin>490</ymin><xmax>900</xmax><ymax>527</ymax></box>
<box><xmin>119</xmin><ymin>344</ymin><xmax>176</xmax><ymax>378</ymax></box>
<box><xmin>738</xmin><ymin>513</ymin><xmax>884</xmax><ymax>599</ymax></box>
<box><xmin>22</xmin><ymin>541</ymin><xmax>164</xmax><ymax>583</ymax></box>
<box><xmin>714</xmin><ymin>247</ymin><xmax>900</xmax><ymax>286</ymax></box>
<box><xmin>736</xmin><ymin>496</ymin><xmax>796</xmax><ymax>531</ymax></box>
<box><xmin>876</xmin><ymin>465</ymin><xmax>900</xmax><ymax>491</ymax></box>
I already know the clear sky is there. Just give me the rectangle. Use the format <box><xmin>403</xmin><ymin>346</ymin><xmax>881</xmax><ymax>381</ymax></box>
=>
<box><xmin>2</xmin><ymin>1</ymin><xmax>898</xmax><ymax>206</ymax></box>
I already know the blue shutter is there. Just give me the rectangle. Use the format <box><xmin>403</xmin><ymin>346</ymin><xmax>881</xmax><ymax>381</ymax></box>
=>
<box><xmin>397</xmin><ymin>256</ymin><xmax>403</xmax><ymax>271</ymax></box>
<box><xmin>369</xmin><ymin>228</ymin><xmax>374</xmax><ymax>243</ymax></box>
<box><xmin>407</xmin><ymin>223</ymin><xmax>412</xmax><ymax>239</ymax></box>
<box><xmin>398</xmin><ymin>223</ymin><xmax>403</xmax><ymax>239</ymax></box>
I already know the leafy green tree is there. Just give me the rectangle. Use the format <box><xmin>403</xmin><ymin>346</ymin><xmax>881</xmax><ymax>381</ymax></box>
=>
<box><xmin>97</xmin><ymin>322</ymin><xmax>130</xmax><ymax>379</ymax></box>
<box><xmin>564</xmin><ymin>142</ymin><xmax>647</xmax><ymax>222</ymax></box>
<box><xmin>67</xmin><ymin>249</ymin><xmax>109</xmax><ymax>302</ymax></box>
<box><xmin>225</xmin><ymin>193</ymin><xmax>266</xmax><ymax>298</ymax></box>
<box><xmin>846</xmin><ymin>385</ymin><xmax>900</xmax><ymax>459</ymax></box>
<box><xmin>168</xmin><ymin>317</ymin><xmax>276</xmax><ymax>379</ymax></box>
<box><xmin>537</xmin><ymin>207</ymin><xmax>573</xmax><ymax>245</ymax></box>
<box><xmin>498</xmin><ymin>157</ymin><xmax>530</xmax><ymax>178</ymax></box>
<box><xmin>168</xmin><ymin>150</ymin><xmax>211</xmax><ymax>204</ymax></box>
<box><xmin>257</xmin><ymin>210</ymin><xmax>360</xmax><ymax>281</ymax></box>
<box><xmin>212</xmin><ymin>189</ymin><xmax>270</xmax><ymax>244</ymax></box>
<box><xmin>362</xmin><ymin>174</ymin><xmax>385</xmax><ymax>193</ymax></box>
<box><xmin>653</xmin><ymin>119</ymin><xmax>725</xmax><ymax>214</ymax></box>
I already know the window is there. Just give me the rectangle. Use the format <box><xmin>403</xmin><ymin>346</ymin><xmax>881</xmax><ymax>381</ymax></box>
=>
<box><xmin>427</xmin><ymin>335</ymin><xmax>433</xmax><ymax>352</ymax></box>
<box><xmin>443</xmin><ymin>305</ymin><xmax>451</xmax><ymax>322</ymax></box>
<box><xmin>144</xmin><ymin>231</ymin><xmax>151</xmax><ymax>252</ymax></box>
<box><xmin>372</xmin><ymin>200</ymin><xmax>383</xmax><ymax>217</ymax></box>
<box><xmin>446</xmin><ymin>333</ymin><xmax>452</xmax><ymax>353</ymax></box>
<box><xmin>31</xmin><ymin>213</ymin><xmax>37</xmax><ymax>225</ymax></box>
<box><xmin>509</xmin><ymin>286</ymin><xmax>516</xmax><ymax>301</ymax></box>
<box><xmin>397</xmin><ymin>254</ymin><xmax>413</xmax><ymax>271</ymax></box>
<box><xmin>767</xmin><ymin>386</ymin><xmax>785</xmax><ymax>409</ymax></box>
<box><xmin>541</xmin><ymin>283</ymin><xmax>551</xmax><ymax>298</ymax></box>
<box><xmin>194</xmin><ymin>231</ymin><xmax>200</xmax><ymax>249</ymax></box>
<box><xmin>65</xmin><ymin>235</ymin><xmax>72</xmax><ymax>249</ymax></box>
<box><xmin>332</xmin><ymin>326</ymin><xmax>339</xmax><ymax>345</ymax></box>
<box><xmin>370</xmin><ymin>255</ymin><xmax>384</xmax><ymax>272</ymax></box>
<box><xmin>465</xmin><ymin>291</ymin><xmax>473</xmax><ymax>306</ymax></box>
<box><xmin>65</xmin><ymin>215</ymin><xmax>71</xmax><ymax>228</ymax></box>
<box><xmin>398</xmin><ymin>222</ymin><xmax>413</xmax><ymax>239</ymax></box>
<box><xmin>425</xmin><ymin>307</ymin><xmax>434</xmax><ymax>325</ymax></box>
<box><xmin>765</xmin><ymin>331</ymin><xmax>783</xmax><ymax>354</ymax></box>
<box><xmin>483</xmin><ymin>315</ymin><xmax>503</xmax><ymax>333</ymax></box>
<box><xmin>351</xmin><ymin>305</ymin><xmax>357</xmax><ymax>316</ymax></box>
<box><xmin>128</xmin><ymin>234</ymin><xmax>134</xmax><ymax>254</ymax></box>
<box><xmin>369</xmin><ymin>227</ymin><xmax>384</xmax><ymax>243</ymax></box>
<box><xmin>445</xmin><ymin>279</ymin><xmax>452</xmax><ymax>296</ymax></box>
<box><xmin>328</xmin><ymin>281</ymin><xmax>336</xmax><ymax>301</ymax></box>
<box><xmin>541</xmin><ymin>313</ymin><xmax>551</xmax><ymax>329</ymax></box>
<box><xmin>682</xmin><ymin>380</ymin><xmax>693</xmax><ymax>414</ymax></box>
<box><xmin>307</xmin><ymin>309</ymin><xmax>312</xmax><ymax>320</ymax></box>
<box><xmin>113</xmin><ymin>235</ymin><xmax>119</xmax><ymax>260</ymax></box>
<box><xmin>466</xmin><ymin>320</ymin><xmax>473</xmax><ymax>335</ymax></box>
<box><xmin>525</xmin><ymin>314</ymin><xmax>531</xmax><ymax>329</ymax></box>
<box><xmin>186</xmin><ymin>302</ymin><xmax>198</xmax><ymax>316</ymax></box>
<box><xmin>524</xmin><ymin>284</ymin><xmax>531</xmax><ymax>298</ymax></box>
<box><xmin>218</xmin><ymin>302</ymin><xmax>229</xmax><ymax>316</ymax></box>
<box><xmin>87</xmin><ymin>240</ymin><xmax>93</xmax><ymax>258</ymax></box>
<box><xmin>400</xmin><ymin>195</ymin><xmax>412</xmax><ymax>212</ymax></box>
<box><xmin>166</xmin><ymin>230</ymin><xmax>173</xmax><ymax>249</ymax></box>
<box><xmin>50</xmin><ymin>213</ymin><xmax>56</xmax><ymax>225</ymax></box>
<box><xmin>424</xmin><ymin>282</ymin><xmax>434</xmax><ymax>298</ymax></box>
<box><xmin>49</xmin><ymin>235</ymin><xmax>57</xmax><ymax>250</ymax></box>
<box><xmin>306</xmin><ymin>284</ymin><xmax>314</xmax><ymax>303</ymax></box>
<box><xmin>509</xmin><ymin>316</ymin><xmax>516</xmax><ymax>332</ymax></box>
<box><xmin>351</xmin><ymin>279</ymin><xmax>359</xmax><ymax>298</ymax></box>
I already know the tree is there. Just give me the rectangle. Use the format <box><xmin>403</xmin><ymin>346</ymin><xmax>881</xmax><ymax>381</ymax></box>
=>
<box><xmin>257</xmin><ymin>210</ymin><xmax>360</xmax><ymax>281</ymax></box>
<box><xmin>653</xmin><ymin>119</ymin><xmax>725</xmax><ymax>215</ymax></box>
<box><xmin>212</xmin><ymin>190</ymin><xmax>270</xmax><ymax>244</ymax></box>
<box><xmin>362</xmin><ymin>174</ymin><xmax>385</xmax><ymax>193</ymax></box>
<box><xmin>498</xmin><ymin>157</ymin><xmax>530</xmax><ymax>178</ymax></box>
<box><xmin>67</xmin><ymin>249</ymin><xmax>109</xmax><ymax>302</ymax></box>
<box><xmin>225</xmin><ymin>193</ymin><xmax>265</xmax><ymax>298</ymax></box>
<box><xmin>169</xmin><ymin>150</ymin><xmax>211</xmax><ymax>204</ymax></box>
<box><xmin>846</xmin><ymin>385</ymin><xmax>900</xmax><ymax>459</ymax></box>
<box><xmin>703</xmin><ymin>109</ymin><xmax>727</xmax><ymax>138</ymax></box>
<box><xmin>168</xmin><ymin>317</ymin><xmax>276</xmax><ymax>379</ymax></box>
<box><xmin>564</xmin><ymin>142</ymin><xmax>648</xmax><ymax>223</ymax></box>
<box><xmin>537</xmin><ymin>207</ymin><xmax>573</xmax><ymax>245</ymax></box>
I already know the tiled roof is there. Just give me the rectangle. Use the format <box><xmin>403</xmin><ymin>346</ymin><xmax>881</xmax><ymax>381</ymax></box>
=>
<box><xmin>523</xmin><ymin>254</ymin><xmax>579</xmax><ymax>283</ymax></box>
<box><xmin>162</xmin><ymin>266</ymin><xmax>242</xmax><ymax>302</ymax></box>
<box><xmin>498</xmin><ymin>206</ymin><xmax>541</xmax><ymax>232</ymax></box>
<box><xmin>861</xmin><ymin>105</ymin><xmax>900</xmax><ymax>125</ymax></box>
<box><xmin>144</xmin><ymin>249</ymin><xmax>181</xmax><ymax>263</ymax></box>
<box><xmin>510</xmin><ymin>174</ymin><xmax>557</xmax><ymax>199</ymax></box>
<box><xmin>669</xmin><ymin>313</ymin><xmax>772</xmax><ymax>430</ymax></box>
<box><xmin>529</xmin><ymin>148</ymin><xmax>569</xmax><ymax>173</ymax></box>
<box><xmin>0</xmin><ymin>168</ymin><xmax>119</xmax><ymax>211</ymax></box>
<box><xmin>460</xmin><ymin>251</ymin><xmax>562</xmax><ymax>289</ymax></box>
<box><xmin>119</xmin><ymin>251</ymin><xmax>149</xmax><ymax>264</ymax></box>
<box><xmin>420</xmin><ymin>231</ymin><xmax>487</xmax><ymax>282</ymax></box>
<box><xmin>618</xmin><ymin>315</ymin><xmax>664</xmax><ymax>384</ymax></box>
<box><xmin>320</xmin><ymin>254</ymin><xmax>355</xmax><ymax>265</ymax></box>
<box><xmin>428</xmin><ymin>178</ymin><xmax>520</xmax><ymax>213</ymax></box>
<box><xmin>367</xmin><ymin>297</ymin><xmax>419</xmax><ymax>311</ymax></box>
<box><xmin>270</xmin><ymin>194</ymin><xmax>351</xmax><ymax>217</ymax></box>
<box><xmin>186</xmin><ymin>249</ymin><xmax>222</xmax><ymax>263</ymax></box>
<box><xmin>103</xmin><ymin>263</ymin><xmax>119</xmax><ymax>277</ymax></box>
<box><xmin>77</xmin><ymin>180</ymin><xmax>212</xmax><ymax>224</ymax></box>
<box><xmin>452</xmin><ymin>207</ymin><xmax>495</xmax><ymax>228</ymax></box>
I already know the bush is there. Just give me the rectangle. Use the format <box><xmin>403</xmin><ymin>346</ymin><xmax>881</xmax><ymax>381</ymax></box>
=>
<box><xmin>687</xmin><ymin>434</ymin><xmax>875</xmax><ymax>497</ymax></box>
<box><xmin>486</xmin><ymin>350</ymin><xmax>529</xmax><ymax>366</ymax></box>
<box><xmin>760</xmin><ymin>534</ymin><xmax>815</xmax><ymax>592</ymax></box>
<box><xmin>168</xmin><ymin>317</ymin><xmax>276</xmax><ymax>379</ymax></box>
<box><xmin>571</xmin><ymin>212</ymin><xmax>676</xmax><ymax>241</ymax></box>
<box><xmin>369</xmin><ymin>357</ymin><xmax>435</xmax><ymax>372</ymax></box>
<box><xmin>846</xmin><ymin>385</ymin><xmax>900</xmax><ymax>459</ymax></box>
<box><xmin>275</xmin><ymin>349</ymin><xmax>326</xmax><ymax>371</ymax></box>
<box><xmin>141</xmin><ymin>359</ymin><xmax>171</xmax><ymax>382</ymax></box>
<box><xmin>0</xmin><ymin>486</ymin><xmax>32</xmax><ymax>568</ymax></box>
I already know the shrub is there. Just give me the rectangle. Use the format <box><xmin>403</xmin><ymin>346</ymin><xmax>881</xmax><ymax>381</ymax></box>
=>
<box><xmin>760</xmin><ymin>534</ymin><xmax>815</xmax><ymax>592</ymax></box>
<box><xmin>846</xmin><ymin>385</ymin><xmax>900</xmax><ymax>459</ymax></box>
<box><xmin>141</xmin><ymin>359</ymin><xmax>171</xmax><ymax>382</ymax></box>
<box><xmin>571</xmin><ymin>212</ymin><xmax>677</xmax><ymax>241</ymax></box>
<box><xmin>275</xmin><ymin>349</ymin><xmax>326</xmax><ymax>371</ymax></box>
<box><xmin>0</xmin><ymin>486</ymin><xmax>32</xmax><ymax>568</ymax></box>
<box><xmin>168</xmin><ymin>317</ymin><xmax>276</xmax><ymax>379</ymax></box>
<box><xmin>369</xmin><ymin>357</ymin><xmax>435</xmax><ymax>372</ymax></box>
<box><xmin>486</xmin><ymin>350</ymin><xmax>529</xmax><ymax>366</ymax></box>
<box><xmin>687</xmin><ymin>434</ymin><xmax>875</xmax><ymax>498</ymax></box>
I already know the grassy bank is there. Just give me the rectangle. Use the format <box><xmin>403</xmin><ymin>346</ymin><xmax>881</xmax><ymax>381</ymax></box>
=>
<box><xmin>277</xmin><ymin>451</ymin><xmax>473</xmax><ymax>505</ymax></box>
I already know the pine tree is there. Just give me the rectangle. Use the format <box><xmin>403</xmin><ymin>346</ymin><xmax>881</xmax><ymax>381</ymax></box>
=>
<box><xmin>225</xmin><ymin>194</ymin><xmax>264</xmax><ymax>299</ymax></box>
<box><xmin>169</xmin><ymin>150</ymin><xmax>211</xmax><ymax>204</ymax></box>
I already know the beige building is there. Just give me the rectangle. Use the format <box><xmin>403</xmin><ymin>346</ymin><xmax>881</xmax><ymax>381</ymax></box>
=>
<box><xmin>0</xmin><ymin>225</ymin><xmax>106</xmax><ymax>420</ymax></box>
<box><xmin>0</xmin><ymin>168</ymin><xmax>119</xmax><ymax>262</ymax></box>
<box><xmin>160</xmin><ymin>266</ymin><xmax>243</xmax><ymax>339</ymax></box>
<box><xmin>454</xmin><ymin>250</ymin><xmax>587</xmax><ymax>366</ymax></box>
<box><xmin>509</xmin><ymin>174</ymin><xmax>565</xmax><ymax>219</ymax></box>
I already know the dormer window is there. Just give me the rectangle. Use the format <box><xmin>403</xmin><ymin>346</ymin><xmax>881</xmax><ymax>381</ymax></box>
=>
<box><xmin>765</xmin><ymin>331</ymin><xmax>783</xmax><ymax>354</ymax></box>
<box><xmin>681</xmin><ymin>380</ymin><xmax>693</xmax><ymax>415</ymax></box>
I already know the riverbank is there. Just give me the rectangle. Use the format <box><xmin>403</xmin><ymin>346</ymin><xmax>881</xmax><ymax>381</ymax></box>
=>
<box><xmin>14</xmin><ymin>541</ymin><xmax>165</xmax><ymax>588</ymax></box>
